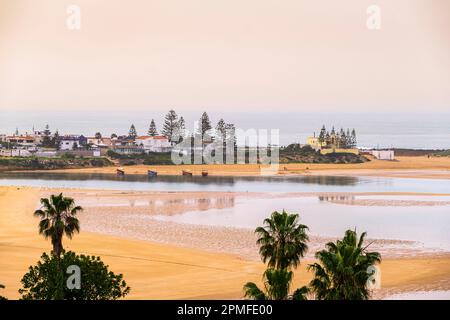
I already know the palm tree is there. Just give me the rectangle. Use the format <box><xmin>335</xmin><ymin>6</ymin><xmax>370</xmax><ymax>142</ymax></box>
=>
<box><xmin>244</xmin><ymin>269</ymin><xmax>309</xmax><ymax>300</ymax></box>
<box><xmin>308</xmin><ymin>230</ymin><xmax>381</xmax><ymax>300</ymax></box>
<box><xmin>34</xmin><ymin>193</ymin><xmax>82</xmax><ymax>257</ymax></box>
<box><xmin>0</xmin><ymin>283</ymin><xmax>6</xmax><ymax>300</ymax></box>
<box><xmin>255</xmin><ymin>210</ymin><xmax>309</xmax><ymax>270</ymax></box>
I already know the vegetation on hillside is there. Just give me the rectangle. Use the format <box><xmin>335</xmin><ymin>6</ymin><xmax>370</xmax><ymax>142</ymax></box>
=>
<box><xmin>106</xmin><ymin>150</ymin><xmax>173</xmax><ymax>165</ymax></box>
<box><xmin>280</xmin><ymin>144</ymin><xmax>368</xmax><ymax>164</ymax></box>
<box><xmin>435</xmin><ymin>149</ymin><xmax>450</xmax><ymax>157</ymax></box>
<box><xmin>0</xmin><ymin>156</ymin><xmax>112</xmax><ymax>171</ymax></box>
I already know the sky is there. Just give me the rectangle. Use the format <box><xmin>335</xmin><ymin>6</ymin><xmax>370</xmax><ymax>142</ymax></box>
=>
<box><xmin>0</xmin><ymin>0</ymin><xmax>449</xmax><ymax>113</ymax></box>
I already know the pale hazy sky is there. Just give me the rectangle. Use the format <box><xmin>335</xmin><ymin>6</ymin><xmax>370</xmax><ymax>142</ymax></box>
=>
<box><xmin>0</xmin><ymin>0</ymin><xmax>449</xmax><ymax>112</ymax></box>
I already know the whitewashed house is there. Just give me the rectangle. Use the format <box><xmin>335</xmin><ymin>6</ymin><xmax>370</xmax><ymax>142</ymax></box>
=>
<box><xmin>59</xmin><ymin>135</ymin><xmax>86</xmax><ymax>151</ymax></box>
<box><xmin>135</xmin><ymin>136</ymin><xmax>171</xmax><ymax>153</ymax></box>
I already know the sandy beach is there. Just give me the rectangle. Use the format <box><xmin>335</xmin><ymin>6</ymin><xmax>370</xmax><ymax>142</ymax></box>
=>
<box><xmin>34</xmin><ymin>156</ymin><xmax>450</xmax><ymax>180</ymax></box>
<box><xmin>1</xmin><ymin>186</ymin><xmax>450</xmax><ymax>299</ymax></box>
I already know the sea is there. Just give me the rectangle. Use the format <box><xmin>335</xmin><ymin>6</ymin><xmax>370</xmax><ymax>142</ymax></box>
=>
<box><xmin>1</xmin><ymin>110</ymin><xmax>449</xmax><ymax>149</ymax></box>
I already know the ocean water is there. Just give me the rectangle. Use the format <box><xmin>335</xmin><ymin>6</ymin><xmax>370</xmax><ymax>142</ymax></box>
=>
<box><xmin>1</xmin><ymin>110</ymin><xmax>449</xmax><ymax>149</ymax></box>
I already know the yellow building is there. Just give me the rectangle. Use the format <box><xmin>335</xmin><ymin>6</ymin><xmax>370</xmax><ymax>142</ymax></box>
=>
<box><xmin>306</xmin><ymin>135</ymin><xmax>359</xmax><ymax>155</ymax></box>
<box><xmin>306</xmin><ymin>136</ymin><xmax>326</xmax><ymax>150</ymax></box>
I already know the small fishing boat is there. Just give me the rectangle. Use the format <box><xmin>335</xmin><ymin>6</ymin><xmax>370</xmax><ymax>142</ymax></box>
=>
<box><xmin>116</xmin><ymin>168</ymin><xmax>125</xmax><ymax>176</ymax></box>
<box><xmin>182</xmin><ymin>170</ymin><xmax>192</xmax><ymax>176</ymax></box>
<box><xmin>201</xmin><ymin>170</ymin><xmax>208</xmax><ymax>177</ymax></box>
<box><xmin>147</xmin><ymin>170</ymin><xmax>157</xmax><ymax>177</ymax></box>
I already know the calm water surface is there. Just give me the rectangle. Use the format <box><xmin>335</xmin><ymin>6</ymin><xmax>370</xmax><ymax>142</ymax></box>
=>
<box><xmin>152</xmin><ymin>196</ymin><xmax>450</xmax><ymax>250</ymax></box>
<box><xmin>1</xmin><ymin>172</ymin><xmax>450</xmax><ymax>194</ymax></box>
<box><xmin>1</xmin><ymin>172</ymin><xmax>449</xmax><ymax>249</ymax></box>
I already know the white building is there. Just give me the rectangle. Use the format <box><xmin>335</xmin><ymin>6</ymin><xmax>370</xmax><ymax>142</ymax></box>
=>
<box><xmin>135</xmin><ymin>136</ymin><xmax>171</xmax><ymax>153</ymax></box>
<box><xmin>59</xmin><ymin>137</ymin><xmax>79</xmax><ymax>151</ymax></box>
<box><xmin>370</xmin><ymin>150</ymin><xmax>395</xmax><ymax>160</ymax></box>
<box><xmin>87</xmin><ymin>137</ymin><xmax>112</xmax><ymax>148</ymax></box>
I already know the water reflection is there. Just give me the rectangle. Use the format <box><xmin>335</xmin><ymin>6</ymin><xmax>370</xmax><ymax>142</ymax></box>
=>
<box><xmin>0</xmin><ymin>171</ymin><xmax>359</xmax><ymax>186</ymax></box>
<box><xmin>2</xmin><ymin>172</ymin><xmax>450</xmax><ymax>194</ymax></box>
<box><xmin>81</xmin><ymin>195</ymin><xmax>236</xmax><ymax>216</ymax></box>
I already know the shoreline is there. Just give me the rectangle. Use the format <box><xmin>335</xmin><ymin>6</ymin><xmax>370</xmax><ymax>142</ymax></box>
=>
<box><xmin>16</xmin><ymin>156</ymin><xmax>450</xmax><ymax>180</ymax></box>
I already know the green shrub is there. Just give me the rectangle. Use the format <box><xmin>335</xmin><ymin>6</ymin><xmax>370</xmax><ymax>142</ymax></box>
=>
<box><xmin>19</xmin><ymin>251</ymin><xmax>130</xmax><ymax>300</ymax></box>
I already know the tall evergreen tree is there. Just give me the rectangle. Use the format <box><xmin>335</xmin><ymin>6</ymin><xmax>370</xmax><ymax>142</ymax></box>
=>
<box><xmin>198</xmin><ymin>112</ymin><xmax>212</xmax><ymax>139</ymax></box>
<box><xmin>52</xmin><ymin>130</ymin><xmax>60</xmax><ymax>150</ymax></box>
<box><xmin>339</xmin><ymin>128</ymin><xmax>346</xmax><ymax>148</ymax></box>
<box><xmin>216</xmin><ymin>118</ymin><xmax>226</xmax><ymax>141</ymax></box>
<box><xmin>325</xmin><ymin>131</ymin><xmax>331</xmax><ymax>147</ymax></box>
<box><xmin>176</xmin><ymin>116</ymin><xmax>186</xmax><ymax>140</ymax></box>
<box><xmin>162</xmin><ymin>109</ymin><xmax>179</xmax><ymax>142</ymax></box>
<box><xmin>351</xmin><ymin>129</ymin><xmax>357</xmax><ymax>148</ymax></box>
<box><xmin>318</xmin><ymin>125</ymin><xmax>326</xmax><ymax>145</ymax></box>
<box><xmin>128</xmin><ymin>124</ymin><xmax>137</xmax><ymax>139</ymax></box>
<box><xmin>42</xmin><ymin>124</ymin><xmax>52</xmax><ymax>147</ymax></box>
<box><xmin>346</xmin><ymin>128</ymin><xmax>351</xmax><ymax>148</ymax></box>
<box><xmin>225</xmin><ymin>123</ymin><xmax>236</xmax><ymax>150</ymax></box>
<box><xmin>148</xmin><ymin>119</ymin><xmax>158</xmax><ymax>136</ymax></box>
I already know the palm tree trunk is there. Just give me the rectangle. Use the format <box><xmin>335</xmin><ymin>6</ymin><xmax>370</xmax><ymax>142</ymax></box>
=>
<box><xmin>52</xmin><ymin>235</ymin><xmax>64</xmax><ymax>257</ymax></box>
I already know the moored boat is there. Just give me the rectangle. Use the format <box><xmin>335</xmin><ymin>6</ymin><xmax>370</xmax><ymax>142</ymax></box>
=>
<box><xmin>116</xmin><ymin>168</ymin><xmax>125</xmax><ymax>176</ymax></box>
<box><xmin>148</xmin><ymin>170</ymin><xmax>158</xmax><ymax>177</ymax></box>
<box><xmin>182</xmin><ymin>170</ymin><xmax>192</xmax><ymax>176</ymax></box>
<box><xmin>201</xmin><ymin>170</ymin><xmax>208</xmax><ymax>177</ymax></box>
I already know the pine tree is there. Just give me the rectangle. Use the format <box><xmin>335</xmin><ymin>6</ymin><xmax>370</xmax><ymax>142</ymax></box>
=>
<box><xmin>53</xmin><ymin>130</ymin><xmax>60</xmax><ymax>150</ymax></box>
<box><xmin>351</xmin><ymin>129</ymin><xmax>357</xmax><ymax>148</ymax></box>
<box><xmin>225</xmin><ymin>123</ymin><xmax>236</xmax><ymax>146</ymax></box>
<box><xmin>318</xmin><ymin>125</ymin><xmax>326</xmax><ymax>145</ymax></box>
<box><xmin>43</xmin><ymin>124</ymin><xmax>51</xmax><ymax>136</ymax></box>
<box><xmin>177</xmin><ymin>116</ymin><xmax>186</xmax><ymax>138</ymax></box>
<box><xmin>162</xmin><ymin>109</ymin><xmax>178</xmax><ymax>142</ymax></box>
<box><xmin>216</xmin><ymin>118</ymin><xmax>226</xmax><ymax>141</ymax></box>
<box><xmin>148</xmin><ymin>119</ymin><xmax>158</xmax><ymax>136</ymax></box>
<box><xmin>325</xmin><ymin>131</ymin><xmax>331</xmax><ymax>147</ymax></box>
<box><xmin>198</xmin><ymin>112</ymin><xmax>212</xmax><ymax>138</ymax></box>
<box><xmin>339</xmin><ymin>128</ymin><xmax>346</xmax><ymax>148</ymax></box>
<box><xmin>346</xmin><ymin>128</ymin><xmax>351</xmax><ymax>148</ymax></box>
<box><xmin>42</xmin><ymin>124</ymin><xmax>52</xmax><ymax>147</ymax></box>
<box><xmin>128</xmin><ymin>124</ymin><xmax>137</xmax><ymax>139</ymax></box>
